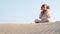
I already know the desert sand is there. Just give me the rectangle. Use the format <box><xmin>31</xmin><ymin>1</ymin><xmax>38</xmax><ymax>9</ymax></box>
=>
<box><xmin>0</xmin><ymin>21</ymin><xmax>60</xmax><ymax>34</ymax></box>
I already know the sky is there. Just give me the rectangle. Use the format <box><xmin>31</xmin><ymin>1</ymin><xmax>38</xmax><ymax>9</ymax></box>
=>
<box><xmin>0</xmin><ymin>0</ymin><xmax>60</xmax><ymax>24</ymax></box>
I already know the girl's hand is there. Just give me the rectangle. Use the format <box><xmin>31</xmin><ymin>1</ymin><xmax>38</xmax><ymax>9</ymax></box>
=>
<box><xmin>48</xmin><ymin>15</ymin><xmax>50</xmax><ymax>18</ymax></box>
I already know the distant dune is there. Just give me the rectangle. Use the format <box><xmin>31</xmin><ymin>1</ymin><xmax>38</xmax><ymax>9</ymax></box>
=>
<box><xmin>0</xmin><ymin>21</ymin><xmax>60</xmax><ymax>34</ymax></box>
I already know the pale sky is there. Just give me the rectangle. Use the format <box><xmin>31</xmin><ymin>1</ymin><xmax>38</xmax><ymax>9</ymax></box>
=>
<box><xmin>0</xmin><ymin>0</ymin><xmax>60</xmax><ymax>24</ymax></box>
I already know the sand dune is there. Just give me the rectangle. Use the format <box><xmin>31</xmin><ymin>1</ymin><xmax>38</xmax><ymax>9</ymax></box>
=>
<box><xmin>0</xmin><ymin>21</ymin><xmax>60</xmax><ymax>34</ymax></box>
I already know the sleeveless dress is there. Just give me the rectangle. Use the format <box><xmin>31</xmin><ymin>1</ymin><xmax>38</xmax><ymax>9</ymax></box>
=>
<box><xmin>35</xmin><ymin>12</ymin><xmax>50</xmax><ymax>23</ymax></box>
<box><xmin>41</xmin><ymin>13</ymin><xmax>50</xmax><ymax>22</ymax></box>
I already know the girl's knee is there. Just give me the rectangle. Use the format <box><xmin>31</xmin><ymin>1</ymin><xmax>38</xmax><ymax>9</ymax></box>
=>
<box><xmin>35</xmin><ymin>19</ymin><xmax>40</xmax><ymax>23</ymax></box>
<box><xmin>35</xmin><ymin>19</ymin><xmax>42</xmax><ymax>23</ymax></box>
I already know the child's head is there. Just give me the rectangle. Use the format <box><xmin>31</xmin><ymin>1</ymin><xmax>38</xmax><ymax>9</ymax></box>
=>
<box><xmin>41</xmin><ymin>4</ymin><xmax>50</xmax><ymax>11</ymax></box>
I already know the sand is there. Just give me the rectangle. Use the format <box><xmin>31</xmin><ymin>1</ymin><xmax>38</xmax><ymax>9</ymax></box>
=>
<box><xmin>0</xmin><ymin>21</ymin><xmax>60</xmax><ymax>34</ymax></box>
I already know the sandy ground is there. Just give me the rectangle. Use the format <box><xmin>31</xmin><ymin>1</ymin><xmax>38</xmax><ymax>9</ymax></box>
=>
<box><xmin>0</xmin><ymin>21</ymin><xmax>60</xmax><ymax>34</ymax></box>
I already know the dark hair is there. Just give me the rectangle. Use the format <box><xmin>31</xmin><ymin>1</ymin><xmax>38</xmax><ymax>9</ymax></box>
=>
<box><xmin>41</xmin><ymin>4</ymin><xmax>50</xmax><ymax>10</ymax></box>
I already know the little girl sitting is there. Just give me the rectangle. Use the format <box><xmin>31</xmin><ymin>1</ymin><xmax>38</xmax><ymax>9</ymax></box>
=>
<box><xmin>35</xmin><ymin>4</ymin><xmax>50</xmax><ymax>23</ymax></box>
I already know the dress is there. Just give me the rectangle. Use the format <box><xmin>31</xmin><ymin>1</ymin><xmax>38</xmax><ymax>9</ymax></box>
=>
<box><xmin>40</xmin><ymin>12</ymin><xmax>50</xmax><ymax>22</ymax></box>
<box><xmin>35</xmin><ymin>12</ymin><xmax>50</xmax><ymax>23</ymax></box>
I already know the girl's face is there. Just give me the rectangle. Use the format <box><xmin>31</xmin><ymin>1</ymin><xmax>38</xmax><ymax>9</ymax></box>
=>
<box><xmin>42</xmin><ymin>5</ymin><xmax>48</xmax><ymax>11</ymax></box>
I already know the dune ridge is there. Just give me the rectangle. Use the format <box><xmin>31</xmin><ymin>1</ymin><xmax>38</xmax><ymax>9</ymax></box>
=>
<box><xmin>0</xmin><ymin>21</ymin><xmax>60</xmax><ymax>34</ymax></box>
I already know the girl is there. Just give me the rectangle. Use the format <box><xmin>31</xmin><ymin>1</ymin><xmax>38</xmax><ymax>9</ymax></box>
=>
<box><xmin>35</xmin><ymin>4</ymin><xmax>50</xmax><ymax>23</ymax></box>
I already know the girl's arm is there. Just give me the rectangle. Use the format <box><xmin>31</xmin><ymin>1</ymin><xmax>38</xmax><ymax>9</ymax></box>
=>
<box><xmin>47</xmin><ymin>12</ymin><xmax>50</xmax><ymax>18</ymax></box>
<box><xmin>39</xmin><ymin>12</ymin><xmax>42</xmax><ymax>19</ymax></box>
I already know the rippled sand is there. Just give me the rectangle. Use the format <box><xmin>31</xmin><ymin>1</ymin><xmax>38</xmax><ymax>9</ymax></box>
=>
<box><xmin>0</xmin><ymin>21</ymin><xmax>60</xmax><ymax>34</ymax></box>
